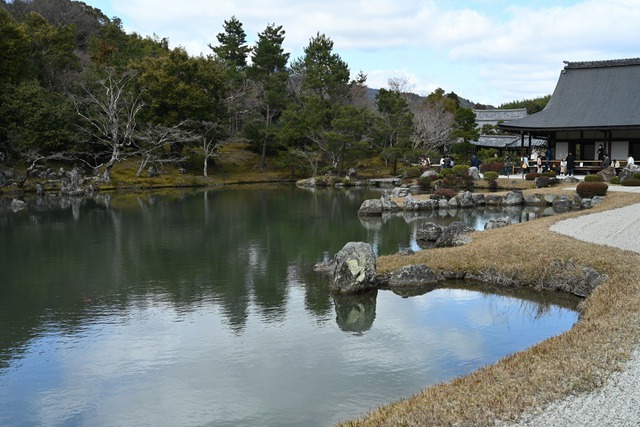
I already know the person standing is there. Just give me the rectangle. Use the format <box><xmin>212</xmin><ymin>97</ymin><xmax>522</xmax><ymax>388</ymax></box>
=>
<box><xmin>602</xmin><ymin>153</ymin><xmax>611</xmax><ymax>169</ymax></box>
<box><xmin>545</xmin><ymin>146</ymin><xmax>553</xmax><ymax>170</ymax></box>
<box><xmin>471</xmin><ymin>154</ymin><xmax>480</xmax><ymax>168</ymax></box>
<box><xmin>560</xmin><ymin>158</ymin><xmax>567</xmax><ymax>176</ymax></box>
<box><xmin>504</xmin><ymin>155</ymin><xmax>511</xmax><ymax>176</ymax></box>
<box><xmin>567</xmin><ymin>152</ymin><xmax>576</xmax><ymax>176</ymax></box>
<box><xmin>597</xmin><ymin>144</ymin><xmax>604</xmax><ymax>161</ymax></box>
<box><xmin>521</xmin><ymin>156</ymin><xmax>529</xmax><ymax>177</ymax></box>
<box><xmin>536</xmin><ymin>156</ymin><xmax>543</xmax><ymax>174</ymax></box>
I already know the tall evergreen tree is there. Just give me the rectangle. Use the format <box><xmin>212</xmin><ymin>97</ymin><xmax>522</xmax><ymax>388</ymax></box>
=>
<box><xmin>247</xmin><ymin>23</ymin><xmax>290</xmax><ymax>170</ymax></box>
<box><xmin>209</xmin><ymin>16</ymin><xmax>251</xmax><ymax>70</ymax></box>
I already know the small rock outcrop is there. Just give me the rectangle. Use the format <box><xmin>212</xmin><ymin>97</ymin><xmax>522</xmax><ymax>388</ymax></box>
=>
<box><xmin>484</xmin><ymin>217</ymin><xmax>512</xmax><ymax>230</ymax></box>
<box><xmin>435</xmin><ymin>221</ymin><xmax>474</xmax><ymax>247</ymax></box>
<box><xmin>329</xmin><ymin>242</ymin><xmax>377</xmax><ymax>294</ymax></box>
<box><xmin>417</xmin><ymin>222</ymin><xmax>443</xmax><ymax>242</ymax></box>
<box><xmin>388</xmin><ymin>264</ymin><xmax>440</xmax><ymax>288</ymax></box>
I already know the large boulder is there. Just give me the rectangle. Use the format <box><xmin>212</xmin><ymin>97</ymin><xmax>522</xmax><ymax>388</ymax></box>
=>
<box><xmin>420</xmin><ymin>170</ymin><xmax>439</xmax><ymax>180</ymax></box>
<box><xmin>329</xmin><ymin>242</ymin><xmax>377</xmax><ymax>294</ymax></box>
<box><xmin>358</xmin><ymin>199</ymin><xmax>383</xmax><ymax>216</ymax></box>
<box><xmin>597</xmin><ymin>166</ymin><xmax>617</xmax><ymax>182</ymax></box>
<box><xmin>468</xmin><ymin>166</ymin><xmax>481</xmax><ymax>180</ymax></box>
<box><xmin>502</xmin><ymin>190</ymin><xmax>524</xmax><ymax>206</ymax></box>
<box><xmin>619</xmin><ymin>164</ymin><xmax>640</xmax><ymax>181</ymax></box>
<box><xmin>457</xmin><ymin>191</ymin><xmax>475</xmax><ymax>208</ymax></box>
<box><xmin>435</xmin><ymin>221</ymin><xmax>474</xmax><ymax>247</ymax></box>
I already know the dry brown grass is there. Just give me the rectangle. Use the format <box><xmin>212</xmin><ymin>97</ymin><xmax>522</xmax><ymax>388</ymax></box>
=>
<box><xmin>339</xmin><ymin>189</ymin><xmax>640</xmax><ymax>427</ymax></box>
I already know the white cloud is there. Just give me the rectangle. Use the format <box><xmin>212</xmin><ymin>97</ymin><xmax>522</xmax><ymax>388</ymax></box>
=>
<box><xmin>95</xmin><ymin>0</ymin><xmax>640</xmax><ymax>104</ymax></box>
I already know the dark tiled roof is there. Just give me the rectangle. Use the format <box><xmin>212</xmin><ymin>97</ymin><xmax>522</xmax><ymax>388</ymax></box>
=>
<box><xmin>500</xmin><ymin>58</ymin><xmax>640</xmax><ymax>132</ymax></box>
<box><xmin>472</xmin><ymin>135</ymin><xmax>547</xmax><ymax>148</ymax></box>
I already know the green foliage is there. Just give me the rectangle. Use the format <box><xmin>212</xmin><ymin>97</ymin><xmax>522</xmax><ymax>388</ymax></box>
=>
<box><xmin>209</xmin><ymin>16</ymin><xmax>251</xmax><ymax>69</ymax></box>
<box><xmin>610</xmin><ymin>176</ymin><xmax>621</xmax><ymax>184</ymax></box>
<box><xmin>417</xmin><ymin>176</ymin><xmax>431</xmax><ymax>189</ymax></box>
<box><xmin>633</xmin><ymin>173</ymin><xmax>640</xmax><ymax>180</ymax></box>
<box><xmin>477</xmin><ymin>148</ymin><xmax>499</xmax><ymax>163</ymax></box>
<box><xmin>403</xmin><ymin>166</ymin><xmax>422</xmax><ymax>178</ymax></box>
<box><xmin>452</xmin><ymin>164</ymin><xmax>469</xmax><ymax>177</ymax></box>
<box><xmin>483</xmin><ymin>171</ymin><xmax>499</xmax><ymax>181</ymax></box>
<box><xmin>576</xmin><ymin>182</ymin><xmax>608</xmax><ymax>198</ymax></box>
<box><xmin>452</xmin><ymin>107</ymin><xmax>479</xmax><ymax>143</ymax></box>
<box><xmin>0</xmin><ymin>9</ymin><xmax>31</xmax><ymax>85</ymax></box>
<box><xmin>584</xmin><ymin>174</ymin><xmax>603</xmax><ymax>182</ymax></box>
<box><xmin>0</xmin><ymin>79</ymin><xmax>78</xmax><ymax>153</ymax></box>
<box><xmin>541</xmin><ymin>171</ymin><xmax>557</xmax><ymax>177</ymax></box>
<box><xmin>621</xmin><ymin>178</ymin><xmax>640</xmax><ymax>187</ymax></box>
<box><xmin>499</xmin><ymin>95</ymin><xmax>551</xmax><ymax>114</ymax></box>
<box><xmin>440</xmin><ymin>168</ymin><xmax>454</xmax><ymax>177</ymax></box>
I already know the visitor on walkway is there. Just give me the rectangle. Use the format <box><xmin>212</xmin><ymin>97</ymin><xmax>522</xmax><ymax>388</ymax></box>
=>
<box><xmin>567</xmin><ymin>152</ymin><xmax>576</xmax><ymax>176</ymax></box>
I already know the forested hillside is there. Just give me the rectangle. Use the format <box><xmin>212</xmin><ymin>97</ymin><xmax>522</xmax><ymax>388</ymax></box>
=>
<box><xmin>0</xmin><ymin>0</ymin><xmax>548</xmax><ymax>185</ymax></box>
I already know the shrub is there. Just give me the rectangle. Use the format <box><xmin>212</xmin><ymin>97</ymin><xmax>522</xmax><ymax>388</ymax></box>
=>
<box><xmin>610</xmin><ymin>176</ymin><xmax>621</xmax><ymax>184</ymax></box>
<box><xmin>417</xmin><ymin>176</ymin><xmax>431</xmax><ymax>189</ymax></box>
<box><xmin>404</xmin><ymin>166</ymin><xmax>422</xmax><ymax>178</ymax></box>
<box><xmin>440</xmin><ymin>168</ymin><xmax>454</xmax><ymax>177</ymax></box>
<box><xmin>432</xmin><ymin>187</ymin><xmax>458</xmax><ymax>200</ymax></box>
<box><xmin>483</xmin><ymin>171</ymin><xmax>499</xmax><ymax>181</ymax></box>
<box><xmin>524</xmin><ymin>172</ymin><xmax>540</xmax><ymax>181</ymax></box>
<box><xmin>576</xmin><ymin>182</ymin><xmax>608</xmax><ymax>198</ymax></box>
<box><xmin>621</xmin><ymin>178</ymin><xmax>640</xmax><ymax>186</ymax></box>
<box><xmin>633</xmin><ymin>173</ymin><xmax>640</xmax><ymax>180</ymax></box>
<box><xmin>479</xmin><ymin>162</ymin><xmax>503</xmax><ymax>173</ymax></box>
<box><xmin>584</xmin><ymin>174</ymin><xmax>603</xmax><ymax>182</ymax></box>
<box><xmin>452</xmin><ymin>164</ymin><xmax>469</xmax><ymax>177</ymax></box>
<box><xmin>542</xmin><ymin>171</ymin><xmax>557</xmax><ymax>177</ymax></box>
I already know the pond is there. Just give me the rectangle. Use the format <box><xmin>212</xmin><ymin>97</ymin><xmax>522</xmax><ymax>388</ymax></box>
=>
<box><xmin>0</xmin><ymin>185</ymin><xmax>578</xmax><ymax>427</ymax></box>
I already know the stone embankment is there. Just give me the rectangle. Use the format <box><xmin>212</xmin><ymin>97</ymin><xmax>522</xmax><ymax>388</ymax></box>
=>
<box><xmin>358</xmin><ymin>189</ymin><xmax>604</xmax><ymax>216</ymax></box>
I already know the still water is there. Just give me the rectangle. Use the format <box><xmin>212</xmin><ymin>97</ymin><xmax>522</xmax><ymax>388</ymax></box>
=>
<box><xmin>0</xmin><ymin>185</ymin><xmax>578</xmax><ymax>426</ymax></box>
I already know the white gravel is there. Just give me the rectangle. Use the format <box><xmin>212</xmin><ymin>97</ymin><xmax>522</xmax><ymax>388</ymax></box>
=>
<box><xmin>504</xmin><ymin>201</ymin><xmax>640</xmax><ymax>427</ymax></box>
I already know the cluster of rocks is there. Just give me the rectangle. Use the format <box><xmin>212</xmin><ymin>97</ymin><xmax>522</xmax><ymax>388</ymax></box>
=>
<box><xmin>316</xmin><ymin>241</ymin><xmax>607</xmax><ymax>299</ymax></box>
<box><xmin>359</xmin><ymin>189</ymin><xmax>604</xmax><ymax>216</ymax></box>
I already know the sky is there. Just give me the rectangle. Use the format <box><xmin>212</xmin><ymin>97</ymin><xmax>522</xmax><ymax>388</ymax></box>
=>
<box><xmin>86</xmin><ymin>0</ymin><xmax>640</xmax><ymax>106</ymax></box>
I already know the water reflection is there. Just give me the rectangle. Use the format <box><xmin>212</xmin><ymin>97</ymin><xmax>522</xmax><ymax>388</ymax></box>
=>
<box><xmin>0</xmin><ymin>187</ymin><xmax>578</xmax><ymax>427</ymax></box>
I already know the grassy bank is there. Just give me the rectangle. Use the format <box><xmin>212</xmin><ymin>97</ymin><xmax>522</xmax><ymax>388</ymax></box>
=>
<box><xmin>339</xmin><ymin>189</ymin><xmax>640</xmax><ymax>426</ymax></box>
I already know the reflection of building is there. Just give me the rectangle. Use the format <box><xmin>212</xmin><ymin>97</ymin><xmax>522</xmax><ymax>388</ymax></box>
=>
<box><xmin>500</xmin><ymin>58</ymin><xmax>640</xmax><ymax>162</ymax></box>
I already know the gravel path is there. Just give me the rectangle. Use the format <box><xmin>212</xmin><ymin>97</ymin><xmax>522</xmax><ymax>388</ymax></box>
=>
<box><xmin>505</xmin><ymin>202</ymin><xmax>640</xmax><ymax>427</ymax></box>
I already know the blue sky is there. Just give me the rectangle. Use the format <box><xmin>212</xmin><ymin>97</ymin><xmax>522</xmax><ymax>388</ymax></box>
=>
<box><xmin>87</xmin><ymin>0</ymin><xmax>640</xmax><ymax>106</ymax></box>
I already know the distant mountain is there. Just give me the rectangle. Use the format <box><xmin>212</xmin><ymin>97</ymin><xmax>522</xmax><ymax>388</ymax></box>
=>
<box><xmin>366</xmin><ymin>87</ymin><xmax>495</xmax><ymax>110</ymax></box>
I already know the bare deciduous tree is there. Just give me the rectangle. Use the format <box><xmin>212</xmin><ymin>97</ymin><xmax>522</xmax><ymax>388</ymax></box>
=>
<box><xmin>411</xmin><ymin>101</ymin><xmax>454</xmax><ymax>152</ymax></box>
<box><xmin>74</xmin><ymin>69</ymin><xmax>144</xmax><ymax>182</ymax></box>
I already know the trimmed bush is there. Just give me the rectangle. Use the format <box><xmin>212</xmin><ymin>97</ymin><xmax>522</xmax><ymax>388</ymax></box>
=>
<box><xmin>432</xmin><ymin>188</ymin><xmax>458</xmax><ymax>200</ymax></box>
<box><xmin>542</xmin><ymin>171</ymin><xmax>557</xmax><ymax>177</ymax></box>
<box><xmin>610</xmin><ymin>176</ymin><xmax>621</xmax><ymax>184</ymax></box>
<box><xmin>524</xmin><ymin>172</ymin><xmax>540</xmax><ymax>181</ymax></box>
<box><xmin>404</xmin><ymin>166</ymin><xmax>422</xmax><ymax>178</ymax></box>
<box><xmin>621</xmin><ymin>178</ymin><xmax>640</xmax><ymax>186</ymax></box>
<box><xmin>584</xmin><ymin>174</ymin><xmax>603</xmax><ymax>182</ymax></box>
<box><xmin>479</xmin><ymin>162</ymin><xmax>503</xmax><ymax>173</ymax></box>
<box><xmin>452</xmin><ymin>165</ymin><xmax>469</xmax><ymax>177</ymax></box>
<box><xmin>417</xmin><ymin>176</ymin><xmax>431</xmax><ymax>189</ymax></box>
<box><xmin>483</xmin><ymin>171</ymin><xmax>499</xmax><ymax>181</ymax></box>
<box><xmin>440</xmin><ymin>168</ymin><xmax>454</xmax><ymax>177</ymax></box>
<box><xmin>633</xmin><ymin>173</ymin><xmax>640</xmax><ymax>180</ymax></box>
<box><xmin>576</xmin><ymin>182</ymin><xmax>608</xmax><ymax>198</ymax></box>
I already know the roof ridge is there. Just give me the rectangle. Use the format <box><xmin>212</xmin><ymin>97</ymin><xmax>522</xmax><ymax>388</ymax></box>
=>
<box><xmin>564</xmin><ymin>58</ymin><xmax>640</xmax><ymax>69</ymax></box>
